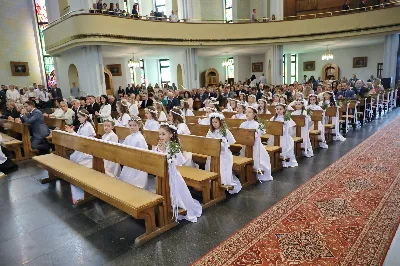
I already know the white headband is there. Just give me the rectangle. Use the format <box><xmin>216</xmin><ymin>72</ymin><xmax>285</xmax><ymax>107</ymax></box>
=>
<box><xmin>145</xmin><ymin>108</ymin><xmax>158</xmax><ymax>115</ymax></box>
<box><xmin>160</xmin><ymin>122</ymin><xmax>178</xmax><ymax>131</ymax></box>
<box><xmin>209</xmin><ymin>112</ymin><xmax>225</xmax><ymax>120</ymax></box>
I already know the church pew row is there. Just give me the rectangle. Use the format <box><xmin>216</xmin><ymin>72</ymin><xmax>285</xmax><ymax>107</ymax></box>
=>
<box><xmin>0</xmin><ymin>119</ymin><xmax>36</xmax><ymax>161</ymax></box>
<box><xmin>44</xmin><ymin>117</ymin><xmax>66</xmax><ymax>144</ymax></box>
<box><xmin>33</xmin><ymin>130</ymin><xmax>177</xmax><ymax>246</ymax></box>
<box><xmin>96</xmin><ymin>125</ymin><xmax>226</xmax><ymax>209</ymax></box>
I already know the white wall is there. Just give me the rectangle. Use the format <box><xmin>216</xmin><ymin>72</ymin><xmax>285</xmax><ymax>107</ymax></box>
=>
<box><xmin>251</xmin><ymin>54</ymin><xmax>265</xmax><ymax>79</ymax></box>
<box><xmin>198</xmin><ymin>57</ymin><xmax>226</xmax><ymax>85</ymax></box>
<box><xmin>234</xmin><ymin>55</ymin><xmax>251</xmax><ymax>82</ymax></box>
<box><xmin>55</xmin><ymin>46</ymin><xmax>106</xmax><ymax>97</ymax></box>
<box><xmin>200</xmin><ymin>0</ymin><xmax>224</xmax><ymax>21</ymax></box>
<box><xmin>144</xmin><ymin>59</ymin><xmax>160</xmax><ymax>86</ymax></box>
<box><xmin>298</xmin><ymin>44</ymin><xmax>384</xmax><ymax>82</ymax></box>
<box><xmin>103</xmin><ymin>57</ymin><xmax>131</xmax><ymax>90</ymax></box>
<box><xmin>0</xmin><ymin>0</ymin><xmax>44</xmax><ymax>86</ymax></box>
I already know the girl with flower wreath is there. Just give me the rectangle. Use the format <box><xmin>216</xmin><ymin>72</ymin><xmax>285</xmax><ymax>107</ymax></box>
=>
<box><xmin>268</xmin><ymin>103</ymin><xmax>298</xmax><ymax>168</ymax></box>
<box><xmin>198</xmin><ymin>106</ymin><xmax>216</xmax><ymax>125</ymax></box>
<box><xmin>114</xmin><ymin>101</ymin><xmax>131</xmax><ymax>127</ymax></box>
<box><xmin>320</xmin><ymin>91</ymin><xmax>346</xmax><ymax>142</ymax></box>
<box><xmin>206</xmin><ymin>113</ymin><xmax>242</xmax><ymax>194</ymax></box>
<box><xmin>257</xmin><ymin>98</ymin><xmax>271</xmax><ymax>114</ymax></box>
<box><xmin>64</xmin><ymin>109</ymin><xmax>96</xmax><ymax>203</ymax></box>
<box><xmin>223</xmin><ymin>98</ymin><xmax>237</xmax><ymax>112</ymax></box>
<box><xmin>306</xmin><ymin>94</ymin><xmax>328</xmax><ymax>149</ymax></box>
<box><xmin>239</xmin><ymin>106</ymin><xmax>273</xmax><ymax>182</ymax></box>
<box><xmin>168</xmin><ymin>107</ymin><xmax>197</xmax><ymax>167</ymax></box>
<box><xmin>154</xmin><ymin>122</ymin><xmax>202</xmax><ymax>223</ymax></box>
<box><xmin>101</xmin><ymin>120</ymin><xmax>121</xmax><ymax>178</ymax></box>
<box><xmin>291</xmin><ymin>100</ymin><xmax>314</xmax><ymax>158</ymax></box>
<box><xmin>118</xmin><ymin>117</ymin><xmax>149</xmax><ymax>189</ymax></box>
<box><xmin>144</xmin><ymin>106</ymin><xmax>160</xmax><ymax>131</ymax></box>
<box><xmin>231</xmin><ymin>102</ymin><xmax>246</xmax><ymax>119</ymax></box>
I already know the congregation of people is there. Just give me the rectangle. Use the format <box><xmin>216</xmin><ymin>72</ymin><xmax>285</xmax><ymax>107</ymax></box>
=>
<box><xmin>0</xmin><ymin>71</ymin><xmax>398</xmax><ymax>223</ymax></box>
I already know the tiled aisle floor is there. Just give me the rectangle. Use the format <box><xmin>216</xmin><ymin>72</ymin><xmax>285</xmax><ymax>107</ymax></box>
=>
<box><xmin>0</xmin><ymin>110</ymin><xmax>399</xmax><ymax>266</ymax></box>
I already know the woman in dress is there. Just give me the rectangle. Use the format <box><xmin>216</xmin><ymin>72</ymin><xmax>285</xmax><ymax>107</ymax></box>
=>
<box><xmin>239</xmin><ymin>106</ymin><xmax>273</xmax><ymax>182</ymax></box>
<box><xmin>154</xmin><ymin>122</ymin><xmax>202</xmax><ymax>222</ymax></box>
<box><xmin>65</xmin><ymin>109</ymin><xmax>96</xmax><ymax>203</ymax></box>
<box><xmin>269</xmin><ymin>103</ymin><xmax>298</xmax><ymax>168</ymax></box>
<box><xmin>206</xmin><ymin>113</ymin><xmax>241</xmax><ymax>194</ymax></box>
<box><xmin>143</xmin><ymin>106</ymin><xmax>160</xmax><ymax>131</ymax></box>
<box><xmin>114</xmin><ymin>101</ymin><xmax>131</xmax><ymax>127</ymax></box>
<box><xmin>101</xmin><ymin>120</ymin><xmax>121</xmax><ymax>177</ymax></box>
<box><xmin>291</xmin><ymin>100</ymin><xmax>313</xmax><ymax>158</ymax></box>
<box><xmin>95</xmin><ymin>95</ymin><xmax>112</xmax><ymax>122</ymax></box>
<box><xmin>118</xmin><ymin>117</ymin><xmax>149</xmax><ymax>189</ymax></box>
<box><xmin>306</xmin><ymin>94</ymin><xmax>328</xmax><ymax>149</ymax></box>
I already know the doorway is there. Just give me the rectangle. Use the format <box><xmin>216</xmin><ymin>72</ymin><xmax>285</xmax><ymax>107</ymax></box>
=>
<box><xmin>104</xmin><ymin>68</ymin><xmax>114</xmax><ymax>96</ymax></box>
<box><xmin>177</xmin><ymin>64</ymin><xmax>183</xmax><ymax>90</ymax></box>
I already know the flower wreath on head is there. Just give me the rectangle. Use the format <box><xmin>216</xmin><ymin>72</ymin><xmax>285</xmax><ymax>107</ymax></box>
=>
<box><xmin>145</xmin><ymin>107</ymin><xmax>158</xmax><ymax>115</ymax></box>
<box><xmin>78</xmin><ymin>110</ymin><xmax>89</xmax><ymax>117</ymax></box>
<box><xmin>129</xmin><ymin>115</ymin><xmax>142</xmax><ymax>123</ymax></box>
<box><xmin>258</xmin><ymin>98</ymin><xmax>268</xmax><ymax>104</ymax></box>
<box><xmin>205</xmin><ymin>106</ymin><xmax>217</xmax><ymax>112</ymax></box>
<box><xmin>170</xmin><ymin>108</ymin><xmax>185</xmax><ymax>119</ymax></box>
<box><xmin>159</xmin><ymin>122</ymin><xmax>181</xmax><ymax>163</ymax></box>
<box><xmin>121</xmin><ymin>100</ymin><xmax>129</xmax><ymax>107</ymax></box>
<box><xmin>209</xmin><ymin>112</ymin><xmax>225</xmax><ymax>120</ymax></box>
<box><xmin>247</xmin><ymin>105</ymin><xmax>258</xmax><ymax>113</ymax></box>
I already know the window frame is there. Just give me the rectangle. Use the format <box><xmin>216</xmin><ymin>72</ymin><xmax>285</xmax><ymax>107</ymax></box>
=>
<box><xmin>377</xmin><ymin>63</ymin><xmax>383</xmax><ymax>79</ymax></box>
<box><xmin>159</xmin><ymin>59</ymin><xmax>171</xmax><ymax>85</ymax></box>
<box><xmin>154</xmin><ymin>0</ymin><xmax>166</xmax><ymax>15</ymax></box>
<box><xmin>290</xmin><ymin>54</ymin><xmax>297</xmax><ymax>84</ymax></box>
<box><xmin>282</xmin><ymin>54</ymin><xmax>286</xmax><ymax>84</ymax></box>
<box><xmin>140</xmin><ymin>59</ymin><xmax>145</xmax><ymax>84</ymax></box>
<box><xmin>225</xmin><ymin>0</ymin><xmax>233</xmax><ymax>23</ymax></box>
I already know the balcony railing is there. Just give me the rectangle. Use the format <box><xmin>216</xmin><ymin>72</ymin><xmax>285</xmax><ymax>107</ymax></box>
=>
<box><xmin>48</xmin><ymin>0</ymin><xmax>400</xmax><ymax>27</ymax></box>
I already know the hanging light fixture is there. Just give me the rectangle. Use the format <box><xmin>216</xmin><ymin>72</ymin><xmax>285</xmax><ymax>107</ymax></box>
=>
<box><xmin>128</xmin><ymin>54</ymin><xmax>140</xmax><ymax>68</ymax></box>
<box><xmin>322</xmin><ymin>46</ymin><xmax>334</xmax><ymax>60</ymax></box>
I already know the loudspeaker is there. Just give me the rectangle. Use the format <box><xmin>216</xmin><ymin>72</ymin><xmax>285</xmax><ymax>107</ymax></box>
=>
<box><xmin>381</xmin><ymin>77</ymin><xmax>392</xmax><ymax>89</ymax></box>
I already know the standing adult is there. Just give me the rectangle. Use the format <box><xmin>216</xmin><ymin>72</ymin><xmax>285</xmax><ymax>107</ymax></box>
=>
<box><xmin>50</xmin><ymin>84</ymin><xmax>63</xmax><ymax>99</ymax></box>
<box><xmin>250</xmin><ymin>9</ymin><xmax>257</xmax><ymax>22</ymax></box>
<box><xmin>259</xmin><ymin>74</ymin><xmax>267</xmax><ymax>85</ymax></box>
<box><xmin>70</xmin><ymin>82</ymin><xmax>80</xmax><ymax>99</ymax></box>
<box><xmin>18</xmin><ymin>101</ymin><xmax>50</xmax><ymax>152</ymax></box>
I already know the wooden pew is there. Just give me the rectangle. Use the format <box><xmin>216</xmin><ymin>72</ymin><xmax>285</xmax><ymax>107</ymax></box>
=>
<box><xmin>290</xmin><ymin>115</ymin><xmax>305</xmax><ymax>158</ymax></box>
<box><xmin>309</xmin><ymin>110</ymin><xmax>323</xmax><ymax>150</ymax></box>
<box><xmin>193</xmin><ymin>111</ymin><xmax>205</xmax><ymax>116</ymax></box>
<box><xmin>267</xmin><ymin>106</ymin><xmax>277</xmax><ymax>115</ymax></box>
<box><xmin>187</xmin><ymin>123</ymin><xmax>256</xmax><ymax>188</ymax></box>
<box><xmin>263</xmin><ymin>121</ymin><xmax>284</xmax><ymax>172</ymax></box>
<box><xmin>186</xmin><ymin>116</ymin><xmax>203</xmax><ymax>124</ymax></box>
<box><xmin>259</xmin><ymin>114</ymin><xmax>274</xmax><ymax>121</ymax></box>
<box><xmin>225</xmin><ymin>118</ymin><xmax>246</xmax><ymax>128</ymax></box>
<box><xmin>44</xmin><ymin>117</ymin><xmax>66</xmax><ymax>144</ymax></box>
<box><xmin>99</xmin><ymin>126</ymin><xmax>225</xmax><ymax>208</ymax></box>
<box><xmin>33</xmin><ymin>130</ymin><xmax>176</xmax><ymax>246</ymax></box>
<box><xmin>323</xmin><ymin>107</ymin><xmax>337</xmax><ymax>143</ymax></box>
<box><xmin>0</xmin><ymin>119</ymin><xmax>35</xmax><ymax>160</ymax></box>
<box><xmin>138</xmin><ymin>108</ymin><xmax>146</xmax><ymax>119</ymax></box>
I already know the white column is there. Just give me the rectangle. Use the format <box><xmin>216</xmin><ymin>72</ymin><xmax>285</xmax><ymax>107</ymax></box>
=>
<box><xmin>45</xmin><ymin>0</ymin><xmax>61</xmax><ymax>23</ymax></box>
<box><xmin>383</xmin><ymin>34</ymin><xmax>399</xmax><ymax>87</ymax></box>
<box><xmin>270</xmin><ymin>0</ymin><xmax>283</xmax><ymax>20</ymax></box>
<box><xmin>264</xmin><ymin>45</ymin><xmax>283</xmax><ymax>85</ymax></box>
<box><xmin>178</xmin><ymin>0</ymin><xmax>199</xmax><ymax>20</ymax></box>
<box><xmin>183</xmin><ymin>48</ymin><xmax>199</xmax><ymax>89</ymax></box>
<box><xmin>55</xmin><ymin>46</ymin><xmax>106</xmax><ymax>97</ymax></box>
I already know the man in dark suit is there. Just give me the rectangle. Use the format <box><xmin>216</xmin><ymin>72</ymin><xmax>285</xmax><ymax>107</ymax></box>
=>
<box><xmin>359</xmin><ymin>0</ymin><xmax>367</xmax><ymax>9</ymax></box>
<box><xmin>109</xmin><ymin>95</ymin><xmax>117</xmax><ymax>112</ymax></box>
<box><xmin>140</xmin><ymin>93</ymin><xmax>153</xmax><ymax>109</ymax></box>
<box><xmin>50</xmin><ymin>84</ymin><xmax>63</xmax><ymax>99</ymax></box>
<box><xmin>342</xmin><ymin>0</ymin><xmax>350</xmax><ymax>10</ymax></box>
<box><xmin>166</xmin><ymin>92</ymin><xmax>180</xmax><ymax>112</ymax></box>
<box><xmin>86</xmin><ymin>95</ymin><xmax>100</xmax><ymax>116</ymax></box>
<box><xmin>194</xmin><ymin>88</ymin><xmax>208</xmax><ymax>107</ymax></box>
<box><xmin>0</xmin><ymin>86</ymin><xmax>6</xmax><ymax>113</ymax></box>
<box><xmin>18</xmin><ymin>101</ymin><xmax>49</xmax><ymax>152</ymax></box>
<box><xmin>71</xmin><ymin>99</ymin><xmax>84</xmax><ymax>131</ymax></box>
<box><xmin>354</xmin><ymin>80</ymin><xmax>369</xmax><ymax>96</ymax></box>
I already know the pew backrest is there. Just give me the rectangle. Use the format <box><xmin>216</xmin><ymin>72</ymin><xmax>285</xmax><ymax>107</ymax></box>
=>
<box><xmin>291</xmin><ymin>115</ymin><xmax>306</xmax><ymax>137</ymax></box>
<box><xmin>44</xmin><ymin>117</ymin><xmax>65</xmax><ymax>129</ymax></box>
<box><xmin>310</xmin><ymin>110</ymin><xmax>323</xmax><ymax>130</ymax></box>
<box><xmin>0</xmin><ymin>119</ymin><xmax>32</xmax><ymax>155</ymax></box>
<box><xmin>186</xmin><ymin>116</ymin><xmax>203</xmax><ymax>124</ymax></box>
<box><xmin>265</xmin><ymin>121</ymin><xmax>284</xmax><ymax>146</ymax></box>
<box><xmin>267</xmin><ymin>106</ymin><xmax>277</xmax><ymax>115</ymax></box>
<box><xmin>225</xmin><ymin>118</ymin><xmax>246</xmax><ymax>128</ymax></box>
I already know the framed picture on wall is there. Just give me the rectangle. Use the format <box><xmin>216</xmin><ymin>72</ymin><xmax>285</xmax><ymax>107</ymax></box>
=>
<box><xmin>107</xmin><ymin>64</ymin><xmax>122</xmax><ymax>76</ymax></box>
<box><xmin>10</xmin><ymin>61</ymin><xmax>30</xmax><ymax>76</ymax></box>
<box><xmin>303</xmin><ymin>61</ymin><xmax>315</xmax><ymax>71</ymax></box>
<box><xmin>353</xmin><ymin>57</ymin><xmax>368</xmax><ymax>68</ymax></box>
<box><xmin>252</xmin><ymin>62</ymin><xmax>263</xmax><ymax>72</ymax></box>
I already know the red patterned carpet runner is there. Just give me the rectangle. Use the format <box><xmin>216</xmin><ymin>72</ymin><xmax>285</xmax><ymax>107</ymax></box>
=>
<box><xmin>193</xmin><ymin>117</ymin><xmax>400</xmax><ymax>266</ymax></box>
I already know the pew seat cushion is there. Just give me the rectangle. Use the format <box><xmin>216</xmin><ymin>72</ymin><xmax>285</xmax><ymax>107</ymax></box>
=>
<box><xmin>232</xmin><ymin>156</ymin><xmax>253</xmax><ymax>166</ymax></box>
<box><xmin>325</xmin><ymin>124</ymin><xmax>335</xmax><ymax>129</ymax></box>
<box><xmin>0</xmin><ymin>133</ymin><xmax>22</xmax><ymax>146</ymax></box>
<box><xmin>293</xmin><ymin>137</ymin><xmax>303</xmax><ymax>143</ymax></box>
<box><xmin>33</xmin><ymin>154</ymin><xmax>163</xmax><ymax>212</ymax></box>
<box><xmin>264</xmin><ymin>145</ymin><xmax>281</xmax><ymax>152</ymax></box>
<box><xmin>177</xmin><ymin>166</ymin><xmax>218</xmax><ymax>182</ymax></box>
<box><xmin>309</xmin><ymin>130</ymin><xmax>321</xmax><ymax>135</ymax></box>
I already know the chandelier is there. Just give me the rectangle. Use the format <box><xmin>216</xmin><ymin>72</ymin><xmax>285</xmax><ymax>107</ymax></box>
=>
<box><xmin>222</xmin><ymin>58</ymin><xmax>233</xmax><ymax>67</ymax></box>
<box><xmin>322</xmin><ymin>46</ymin><xmax>333</xmax><ymax>60</ymax></box>
<box><xmin>128</xmin><ymin>54</ymin><xmax>140</xmax><ymax>68</ymax></box>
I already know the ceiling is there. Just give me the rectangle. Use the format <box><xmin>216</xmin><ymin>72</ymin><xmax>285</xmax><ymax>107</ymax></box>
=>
<box><xmin>101</xmin><ymin>35</ymin><xmax>386</xmax><ymax>59</ymax></box>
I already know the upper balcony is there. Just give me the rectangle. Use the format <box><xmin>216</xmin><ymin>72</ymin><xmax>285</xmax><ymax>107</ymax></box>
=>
<box><xmin>43</xmin><ymin>3</ymin><xmax>400</xmax><ymax>55</ymax></box>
